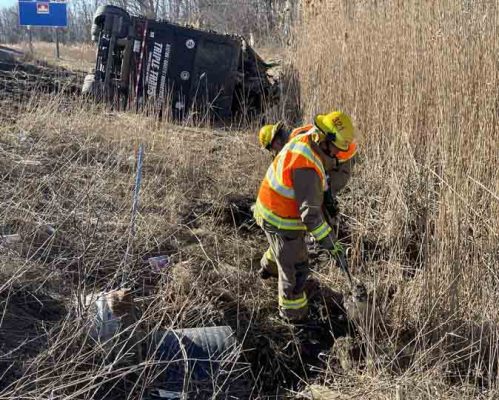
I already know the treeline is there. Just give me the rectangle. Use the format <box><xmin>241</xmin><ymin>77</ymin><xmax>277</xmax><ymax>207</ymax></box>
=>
<box><xmin>0</xmin><ymin>0</ymin><xmax>297</xmax><ymax>44</ymax></box>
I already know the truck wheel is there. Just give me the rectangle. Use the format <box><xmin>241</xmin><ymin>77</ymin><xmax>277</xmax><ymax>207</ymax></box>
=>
<box><xmin>92</xmin><ymin>5</ymin><xmax>131</xmax><ymax>39</ymax></box>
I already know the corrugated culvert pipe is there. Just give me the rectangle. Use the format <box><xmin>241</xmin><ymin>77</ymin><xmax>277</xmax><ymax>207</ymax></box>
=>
<box><xmin>146</xmin><ymin>326</ymin><xmax>250</xmax><ymax>399</ymax></box>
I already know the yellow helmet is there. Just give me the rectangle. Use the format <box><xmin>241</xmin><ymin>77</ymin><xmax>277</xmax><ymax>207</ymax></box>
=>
<box><xmin>314</xmin><ymin>111</ymin><xmax>355</xmax><ymax>151</ymax></box>
<box><xmin>258</xmin><ymin>121</ymin><xmax>284</xmax><ymax>150</ymax></box>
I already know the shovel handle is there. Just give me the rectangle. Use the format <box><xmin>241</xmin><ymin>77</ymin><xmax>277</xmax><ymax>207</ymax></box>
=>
<box><xmin>323</xmin><ymin>208</ymin><xmax>355</xmax><ymax>288</ymax></box>
<box><xmin>335</xmin><ymin>252</ymin><xmax>354</xmax><ymax>288</ymax></box>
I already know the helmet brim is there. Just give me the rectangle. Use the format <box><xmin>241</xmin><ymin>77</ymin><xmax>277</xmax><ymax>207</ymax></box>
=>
<box><xmin>314</xmin><ymin>114</ymin><xmax>349</xmax><ymax>151</ymax></box>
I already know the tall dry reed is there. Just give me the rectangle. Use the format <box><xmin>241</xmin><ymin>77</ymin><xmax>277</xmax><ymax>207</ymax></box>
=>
<box><xmin>295</xmin><ymin>0</ymin><xmax>499</xmax><ymax>391</ymax></box>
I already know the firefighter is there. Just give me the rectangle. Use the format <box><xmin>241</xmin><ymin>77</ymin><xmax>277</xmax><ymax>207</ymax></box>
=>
<box><xmin>258</xmin><ymin>122</ymin><xmax>290</xmax><ymax>156</ymax></box>
<box><xmin>257</xmin><ymin>116</ymin><xmax>358</xmax><ymax>280</ymax></box>
<box><xmin>258</xmin><ymin>120</ymin><xmax>357</xmax><ymax>200</ymax></box>
<box><xmin>254</xmin><ymin>111</ymin><xmax>356</xmax><ymax>321</ymax></box>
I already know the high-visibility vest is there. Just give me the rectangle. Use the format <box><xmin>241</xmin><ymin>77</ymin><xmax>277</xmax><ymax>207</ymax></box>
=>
<box><xmin>289</xmin><ymin>124</ymin><xmax>357</xmax><ymax>163</ymax></box>
<box><xmin>289</xmin><ymin>124</ymin><xmax>313</xmax><ymax>140</ymax></box>
<box><xmin>255</xmin><ymin>133</ymin><xmax>327</xmax><ymax>231</ymax></box>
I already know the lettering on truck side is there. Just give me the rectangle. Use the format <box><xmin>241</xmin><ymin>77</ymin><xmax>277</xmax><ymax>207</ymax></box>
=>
<box><xmin>147</xmin><ymin>42</ymin><xmax>164</xmax><ymax>98</ymax></box>
<box><xmin>158</xmin><ymin>43</ymin><xmax>171</xmax><ymax>101</ymax></box>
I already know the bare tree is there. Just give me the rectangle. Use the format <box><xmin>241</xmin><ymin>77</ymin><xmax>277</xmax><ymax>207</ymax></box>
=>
<box><xmin>0</xmin><ymin>0</ymin><xmax>297</xmax><ymax>45</ymax></box>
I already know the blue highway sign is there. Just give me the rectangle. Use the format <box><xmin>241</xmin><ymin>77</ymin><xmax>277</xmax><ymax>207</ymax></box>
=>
<box><xmin>19</xmin><ymin>0</ymin><xmax>68</xmax><ymax>27</ymax></box>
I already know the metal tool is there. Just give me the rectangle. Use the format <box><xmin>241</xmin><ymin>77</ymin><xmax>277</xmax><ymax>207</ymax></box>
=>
<box><xmin>324</xmin><ymin>208</ymin><xmax>367</xmax><ymax>302</ymax></box>
<box><xmin>336</xmin><ymin>251</ymin><xmax>367</xmax><ymax>304</ymax></box>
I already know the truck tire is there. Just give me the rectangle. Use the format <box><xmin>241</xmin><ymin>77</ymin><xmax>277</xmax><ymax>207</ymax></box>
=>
<box><xmin>92</xmin><ymin>5</ymin><xmax>130</xmax><ymax>40</ymax></box>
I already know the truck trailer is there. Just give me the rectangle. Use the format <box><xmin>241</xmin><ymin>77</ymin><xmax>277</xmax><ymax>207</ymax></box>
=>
<box><xmin>84</xmin><ymin>5</ymin><xmax>277</xmax><ymax>120</ymax></box>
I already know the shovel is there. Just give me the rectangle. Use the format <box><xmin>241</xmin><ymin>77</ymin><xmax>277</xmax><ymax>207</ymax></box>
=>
<box><xmin>324</xmin><ymin>209</ymin><xmax>367</xmax><ymax>305</ymax></box>
<box><xmin>334</xmin><ymin>251</ymin><xmax>367</xmax><ymax>304</ymax></box>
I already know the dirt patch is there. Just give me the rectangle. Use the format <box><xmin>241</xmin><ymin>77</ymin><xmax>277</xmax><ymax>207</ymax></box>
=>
<box><xmin>0</xmin><ymin>285</ymin><xmax>66</xmax><ymax>390</ymax></box>
<box><xmin>217</xmin><ymin>195</ymin><xmax>257</xmax><ymax>233</ymax></box>
<box><xmin>0</xmin><ymin>46</ymin><xmax>83</xmax><ymax>121</ymax></box>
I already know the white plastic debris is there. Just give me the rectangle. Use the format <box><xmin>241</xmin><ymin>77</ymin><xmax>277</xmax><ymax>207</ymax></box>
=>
<box><xmin>0</xmin><ymin>234</ymin><xmax>21</xmax><ymax>246</ymax></box>
<box><xmin>85</xmin><ymin>289</ymin><xmax>135</xmax><ymax>342</ymax></box>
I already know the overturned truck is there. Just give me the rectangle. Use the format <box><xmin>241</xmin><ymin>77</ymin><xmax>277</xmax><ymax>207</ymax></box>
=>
<box><xmin>84</xmin><ymin>5</ymin><xmax>278</xmax><ymax>120</ymax></box>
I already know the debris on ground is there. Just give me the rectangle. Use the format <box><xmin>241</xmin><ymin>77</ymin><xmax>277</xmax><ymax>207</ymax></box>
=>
<box><xmin>84</xmin><ymin>288</ymin><xmax>251</xmax><ymax>399</ymax></box>
<box><xmin>148</xmin><ymin>255</ymin><xmax>171</xmax><ymax>272</ymax></box>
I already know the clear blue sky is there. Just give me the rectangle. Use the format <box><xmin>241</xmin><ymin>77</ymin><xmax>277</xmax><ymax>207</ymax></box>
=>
<box><xmin>0</xmin><ymin>0</ymin><xmax>16</xmax><ymax>10</ymax></box>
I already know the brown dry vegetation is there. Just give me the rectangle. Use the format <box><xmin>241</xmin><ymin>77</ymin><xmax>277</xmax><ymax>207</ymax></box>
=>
<box><xmin>1</xmin><ymin>0</ymin><xmax>499</xmax><ymax>399</ymax></box>
<box><xmin>294</xmin><ymin>0</ymin><xmax>499</xmax><ymax>398</ymax></box>
<box><xmin>10</xmin><ymin>41</ymin><xmax>95</xmax><ymax>72</ymax></box>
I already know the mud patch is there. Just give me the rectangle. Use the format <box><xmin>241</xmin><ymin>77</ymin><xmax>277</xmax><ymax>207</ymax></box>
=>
<box><xmin>217</xmin><ymin>195</ymin><xmax>257</xmax><ymax>233</ymax></box>
<box><xmin>237</xmin><ymin>283</ymin><xmax>351</xmax><ymax>395</ymax></box>
<box><xmin>0</xmin><ymin>285</ymin><xmax>66</xmax><ymax>390</ymax></box>
<box><xmin>0</xmin><ymin>47</ymin><xmax>83</xmax><ymax>122</ymax></box>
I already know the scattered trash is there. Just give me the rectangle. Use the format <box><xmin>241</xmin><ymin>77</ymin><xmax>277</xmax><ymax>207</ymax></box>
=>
<box><xmin>84</xmin><ymin>295</ymin><xmax>250</xmax><ymax>399</ymax></box>
<box><xmin>0</xmin><ymin>234</ymin><xmax>22</xmax><ymax>248</ymax></box>
<box><xmin>17</xmin><ymin>131</ymin><xmax>28</xmax><ymax>143</ymax></box>
<box><xmin>344</xmin><ymin>283</ymin><xmax>368</xmax><ymax>322</ymax></box>
<box><xmin>148</xmin><ymin>389</ymin><xmax>182</xmax><ymax>399</ymax></box>
<box><xmin>86</xmin><ymin>288</ymin><xmax>136</xmax><ymax>343</ymax></box>
<box><xmin>1</xmin><ymin>223</ymin><xmax>69</xmax><ymax>260</ymax></box>
<box><xmin>148</xmin><ymin>255</ymin><xmax>170</xmax><ymax>272</ymax></box>
<box><xmin>16</xmin><ymin>159</ymin><xmax>42</xmax><ymax>167</ymax></box>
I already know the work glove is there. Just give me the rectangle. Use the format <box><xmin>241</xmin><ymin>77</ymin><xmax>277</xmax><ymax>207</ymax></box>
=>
<box><xmin>329</xmin><ymin>241</ymin><xmax>344</xmax><ymax>257</ymax></box>
<box><xmin>323</xmin><ymin>191</ymin><xmax>340</xmax><ymax>218</ymax></box>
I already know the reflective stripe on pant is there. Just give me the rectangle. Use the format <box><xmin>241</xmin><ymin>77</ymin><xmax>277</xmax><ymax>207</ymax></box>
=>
<box><xmin>260</xmin><ymin>247</ymin><xmax>279</xmax><ymax>277</ymax></box>
<box><xmin>263</xmin><ymin>228</ymin><xmax>309</xmax><ymax>321</ymax></box>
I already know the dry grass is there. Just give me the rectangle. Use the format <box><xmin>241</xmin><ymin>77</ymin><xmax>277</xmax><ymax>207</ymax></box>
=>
<box><xmin>293</xmin><ymin>0</ymin><xmax>499</xmax><ymax>397</ymax></box>
<box><xmin>0</xmin><ymin>96</ymin><xmax>317</xmax><ymax>398</ymax></box>
<box><xmin>9</xmin><ymin>41</ymin><xmax>95</xmax><ymax>72</ymax></box>
<box><xmin>1</xmin><ymin>1</ymin><xmax>499</xmax><ymax>398</ymax></box>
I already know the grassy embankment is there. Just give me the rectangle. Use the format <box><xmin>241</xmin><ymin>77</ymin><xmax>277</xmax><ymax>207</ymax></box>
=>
<box><xmin>1</xmin><ymin>1</ymin><xmax>498</xmax><ymax>398</ymax></box>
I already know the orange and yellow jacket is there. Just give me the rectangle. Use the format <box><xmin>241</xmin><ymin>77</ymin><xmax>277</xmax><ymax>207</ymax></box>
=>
<box><xmin>254</xmin><ymin>131</ymin><xmax>337</xmax><ymax>249</ymax></box>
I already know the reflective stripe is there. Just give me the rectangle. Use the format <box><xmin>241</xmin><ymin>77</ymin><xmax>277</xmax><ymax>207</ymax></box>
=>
<box><xmin>264</xmin><ymin>248</ymin><xmax>275</xmax><ymax>262</ymax></box>
<box><xmin>311</xmin><ymin>221</ymin><xmax>332</xmax><ymax>241</ymax></box>
<box><xmin>275</xmin><ymin>152</ymin><xmax>288</xmax><ymax>184</ymax></box>
<box><xmin>254</xmin><ymin>207</ymin><xmax>264</xmax><ymax>227</ymax></box>
<box><xmin>289</xmin><ymin>142</ymin><xmax>322</xmax><ymax>167</ymax></box>
<box><xmin>279</xmin><ymin>293</ymin><xmax>308</xmax><ymax>310</ymax></box>
<box><xmin>254</xmin><ymin>200</ymin><xmax>306</xmax><ymax>230</ymax></box>
<box><xmin>266</xmin><ymin>165</ymin><xmax>295</xmax><ymax>198</ymax></box>
<box><xmin>303</xmin><ymin>127</ymin><xmax>316</xmax><ymax>136</ymax></box>
<box><xmin>289</xmin><ymin>124</ymin><xmax>314</xmax><ymax>140</ymax></box>
<box><xmin>286</xmin><ymin>141</ymin><xmax>326</xmax><ymax>189</ymax></box>
<box><xmin>337</xmin><ymin>142</ymin><xmax>358</xmax><ymax>163</ymax></box>
<box><xmin>256</xmin><ymin>133</ymin><xmax>327</xmax><ymax>230</ymax></box>
<box><xmin>280</xmin><ymin>133</ymin><xmax>323</xmax><ymax>174</ymax></box>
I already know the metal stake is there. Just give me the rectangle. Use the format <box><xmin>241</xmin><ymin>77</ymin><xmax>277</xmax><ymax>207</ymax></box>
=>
<box><xmin>122</xmin><ymin>144</ymin><xmax>145</xmax><ymax>287</ymax></box>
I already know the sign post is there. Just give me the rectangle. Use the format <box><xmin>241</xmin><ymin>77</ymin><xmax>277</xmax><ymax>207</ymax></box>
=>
<box><xmin>27</xmin><ymin>25</ymin><xmax>33</xmax><ymax>54</ymax></box>
<box><xmin>18</xmin><ymin>0</ymin><xmax>68</xmax><ymax>56</ymax></box>
<box><xmin>55</xmin><ymin>28</ymin><xmax>60</xmax><ymax>58</ymax></box>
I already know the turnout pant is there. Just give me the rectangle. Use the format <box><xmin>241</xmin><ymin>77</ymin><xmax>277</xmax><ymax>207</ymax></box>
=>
<box><xmin>261</xmin><ymin>222</ymin><xmax>309</xmax><ymax>321</ymax></box>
